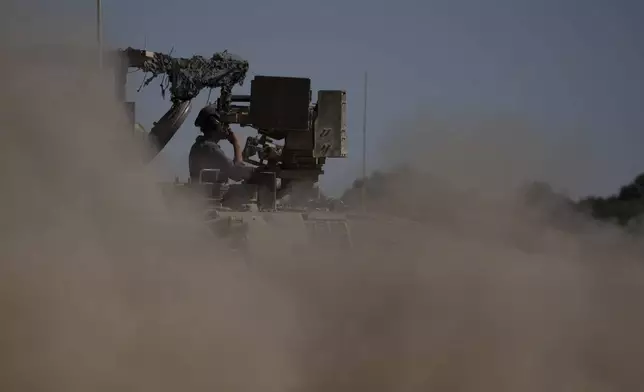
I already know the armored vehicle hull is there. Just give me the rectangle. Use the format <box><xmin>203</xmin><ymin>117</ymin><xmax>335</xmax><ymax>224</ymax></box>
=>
<box><xmin>159</xmin><ymin>181</ymin><xmax>353</xmax><ymax>259</ymax></box>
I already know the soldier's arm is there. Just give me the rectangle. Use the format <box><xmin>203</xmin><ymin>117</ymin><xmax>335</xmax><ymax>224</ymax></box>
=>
<box><xmin>224</xmin><ymin>134</ymin><xmax>255</xmax><ymax>181</ymax></box>
<box><xmin>226</xmin><ymin>131</ymin><xmax>244</xmax><ymax>164</ymax></box>
<box><xmin>205</xmin><ymin>140</ymin><xmax>253</xmax><ymax>182</ymax></box>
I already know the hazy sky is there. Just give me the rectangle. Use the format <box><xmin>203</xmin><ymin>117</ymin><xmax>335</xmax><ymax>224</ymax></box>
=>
<box><xmin>99</xmin><ymin>0</ymin><xmax>643</xmax><ymax>196</ymax></box>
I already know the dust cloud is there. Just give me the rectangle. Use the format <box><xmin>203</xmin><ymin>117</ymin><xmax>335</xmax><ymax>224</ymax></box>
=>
<box><xmin>0</xmin><ymin>11</ymin><xmax>298</xmax><ymax>392</ymax></box>
<box><xmin>1</xmin><ymin>5</ymin><xmax>644</xmax><ymax>392</ymax></box>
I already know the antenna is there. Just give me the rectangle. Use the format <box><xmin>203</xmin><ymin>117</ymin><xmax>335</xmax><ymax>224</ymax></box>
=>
<box><xmin>361</xmin><ymin>71</ymin><xmax>368</xmax><ymax>211</ymax></box>
<box><xmin>96</xmin><ymin>0</ymin><xmax>102</xmax><ymax>68</ymax></box>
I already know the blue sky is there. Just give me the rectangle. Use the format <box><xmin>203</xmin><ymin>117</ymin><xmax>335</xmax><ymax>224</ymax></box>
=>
<box><xmin>100</xmin><ymin>0</ymin><xmax>643</xmax><ymax>197</ymax></box>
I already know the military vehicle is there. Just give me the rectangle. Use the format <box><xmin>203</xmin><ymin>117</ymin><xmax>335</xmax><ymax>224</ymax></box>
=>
<box><xmin>110</xmin><ymin>47</ymin><xmax>353</xmax><ymax>254</ymax></box>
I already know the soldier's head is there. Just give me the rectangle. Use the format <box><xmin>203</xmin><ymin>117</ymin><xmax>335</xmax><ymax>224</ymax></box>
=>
<box><xmin>194</xmin><ymin>104</ymin><xmax>229</xmax><ymax>141</ymax></box>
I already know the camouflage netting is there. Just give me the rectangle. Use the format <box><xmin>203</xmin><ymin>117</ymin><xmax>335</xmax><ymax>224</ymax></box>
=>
<box><xmin>139</xmin><ymin>51</ymin><xmax>249</xmax><ymax>103</ymax></box>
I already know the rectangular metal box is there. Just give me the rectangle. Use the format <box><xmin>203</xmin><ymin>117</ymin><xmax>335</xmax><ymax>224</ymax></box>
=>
<box><xmin>250</xmin><ymin>76</ymin><xmax>311</xmax><ymax>131</ymax></box>
<box><xmin>313</xmin><ymin>90</ymin><xmax>347</xmax><ymax>158</ymax></box>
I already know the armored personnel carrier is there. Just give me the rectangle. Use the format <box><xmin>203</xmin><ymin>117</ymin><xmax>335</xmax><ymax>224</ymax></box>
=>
<box><xmin>112</xmin><ymin>47</ymin><xmax>353</xmax><ymax>254</ymax></box>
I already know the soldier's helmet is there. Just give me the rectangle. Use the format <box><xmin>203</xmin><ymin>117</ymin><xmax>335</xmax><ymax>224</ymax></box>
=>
<box><xmin>194</xmin><ymin>104</ymin><xmax>221</xmax><ymax>130</ymax></box>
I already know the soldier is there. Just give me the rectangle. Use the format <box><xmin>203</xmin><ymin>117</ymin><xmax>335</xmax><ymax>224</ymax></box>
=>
<box><xmin>188</xmin><ymin>104</ymin><xmax>254</xmax><ymax>183</ymax></box>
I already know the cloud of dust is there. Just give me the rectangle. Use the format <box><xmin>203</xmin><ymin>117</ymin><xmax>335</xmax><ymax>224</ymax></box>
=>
<box><xmin>2</xmin><ymin>5</ymin><xmax>643</xmax><ymax>392</ymax></box>
<box><xmin>380</xmin><ymin>110</ymin><xmax>600</xmax><ymax>198</ymax></box>
<box><xmin>256</xmin><ymin>110</ymin><xmax>644</xmax><ymax>392</ymax></box>
<box><xmin>0</xmin><ymin>11</ymin><xmax>300</xmax><ymax>392</ymax></box>
<box><xmin>283</xmin><ymin>109</ymin><xmax>643</xmax><ymax>392</ymax></box>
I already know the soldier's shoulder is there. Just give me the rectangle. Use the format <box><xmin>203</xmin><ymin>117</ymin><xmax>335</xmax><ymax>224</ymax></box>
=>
<box><xmin>190</xmin><ymin>136</ymin><xmax>224</xmax><ymax>155</ymax></box>
<box><xmin>202</xmin><ymin>140</ymin><xmax>223</xmax><ymax>150</ymax></box>
<box><xmin>192</xmin><ymin>136</ymin><xmax>215</xmax><ymax>146</ymax></box>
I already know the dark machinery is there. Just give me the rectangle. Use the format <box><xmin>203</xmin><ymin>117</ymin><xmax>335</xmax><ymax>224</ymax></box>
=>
<box><xmin>111</xmin><ymin>47</ymin><xmax>352</xmax><ymax>251</ymax></box>
<box><xmin>226</xmin><ymin>76</ymin><xmax>347</xmax><ymax>183</ymax></box>
<box><xmin>114</xmin><ymin>47</ymin><xmax>346</xmax><ymax>198</ymax></box>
